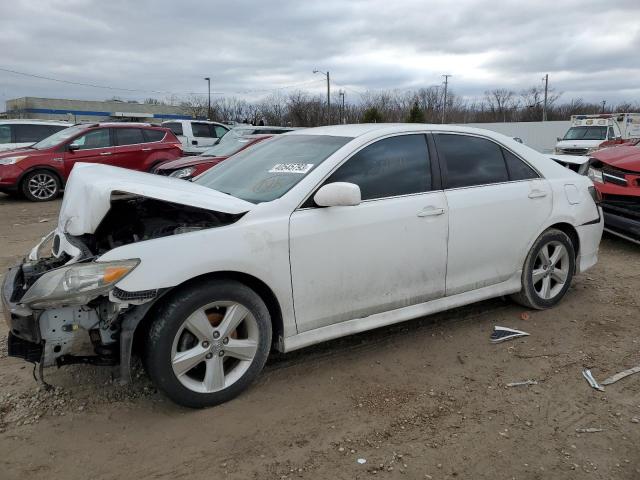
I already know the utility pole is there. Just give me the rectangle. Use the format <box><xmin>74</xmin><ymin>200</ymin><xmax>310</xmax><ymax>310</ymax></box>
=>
<box><xmin>542</xmin><ymin>74</ymin><xmax>548</xmax><ymax>122</ymax></box>
<box><xmin>441</xmin><ymin>74</ymin><xmax>452</xmax><ymax>123</ymax></box>
<box><xmin>313</xmin><ymin>70</ymin><xmax>331</xmax><ymax>125</ymax></box>
<box><xmin>601</xmin><ymin>100</ymin><xmax>606</xmax><ymax>113</ymax></box>
<box><xmin>339</xmin><ymin>90</ymin><xmax>345</xmax><ymax>124</ymax></box>
<box><xmin>204</xmin><ymin>77</ymin><xmax>211</xmax><ymax>120</ymax></box>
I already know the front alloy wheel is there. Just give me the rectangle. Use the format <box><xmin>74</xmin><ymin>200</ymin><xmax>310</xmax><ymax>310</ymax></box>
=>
<box><xmin>22</xmin><ymin>170</ymin><xmax>60</xmax><ymax>202</ymax></box>
<box><xmin>145</xmin><ymin>279</ymin><xmax>272</xmax><ymax>408</ymax></box>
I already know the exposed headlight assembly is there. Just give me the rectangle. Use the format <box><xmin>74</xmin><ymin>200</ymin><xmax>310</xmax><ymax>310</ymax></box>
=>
<box><xmin>21</xmin><ymin>259</ymin><xmax>139</xmax><ymax>308</ymax></box>
<box><xmin>169</xmin><ymin>166</ymin><xmax>196</xmax><ymax>179</ymax></box>
<box><xmin>0</xmin><ymin>155</ymin><xmax>28</xmax><ymax>165</ymax></box>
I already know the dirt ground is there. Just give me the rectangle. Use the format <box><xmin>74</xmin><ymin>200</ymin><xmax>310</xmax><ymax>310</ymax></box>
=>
<box><xmin>0</xmin><ymin>193</ymin><xmax>639</xmax><ymax>480</ymax></box>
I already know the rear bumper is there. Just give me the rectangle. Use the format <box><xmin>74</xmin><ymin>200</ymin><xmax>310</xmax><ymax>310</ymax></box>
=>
<box><xmin>576</xmin><ymin>209</ymin><xmax>604</xmax><ymax>273</ymax></box>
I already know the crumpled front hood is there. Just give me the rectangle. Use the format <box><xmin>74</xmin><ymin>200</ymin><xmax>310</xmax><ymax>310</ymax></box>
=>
<box><xmin>592</xmin><ymin>145</ymin><xmax>640</xmax><ymax>172</ymax></box>
<box><xmin>58</xmin><ymin>163</ymin><xmax>254</xmax><ymax>236</ymax></box>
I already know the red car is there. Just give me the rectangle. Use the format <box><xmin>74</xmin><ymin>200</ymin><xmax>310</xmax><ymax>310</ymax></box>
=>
<box><xmin>588</xmin><ymin>144</ymin><xmax>640</xmax><ymax>243</ymax></box>
<box><xmin>155</xmin><ymin>133</ymin><xmax>273</xmax><ymax>180</ymax></box>
<box><xmin>0</xmin><ymin>123</ymin><xmax>182</xmax><ymax>201</ymax></box>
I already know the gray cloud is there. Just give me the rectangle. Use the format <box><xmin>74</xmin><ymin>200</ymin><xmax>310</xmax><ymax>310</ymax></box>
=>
<box><xmin>1</xmin><ymin>0</ymin><xmax>640</xmax><ymax>107</ymax></box>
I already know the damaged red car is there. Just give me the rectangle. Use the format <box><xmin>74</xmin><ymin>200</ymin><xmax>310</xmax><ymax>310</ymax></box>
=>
<box><xmin>587</xmin><ymin>144</ymin><xmax>640</xmax><ymax>243</ymax></box>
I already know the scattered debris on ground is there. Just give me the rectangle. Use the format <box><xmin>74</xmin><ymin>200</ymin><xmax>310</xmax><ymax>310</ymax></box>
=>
<box><xmin>490</xmin><ymin>326</ymin><xmax>530</xmax><ymax>343</ymax></box>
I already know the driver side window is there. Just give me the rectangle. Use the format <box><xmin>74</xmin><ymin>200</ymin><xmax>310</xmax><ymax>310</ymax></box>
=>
<box><xmin>321</xmin><ymin>134</ymin><xmax>432</xmax><ymax>202</ymax></box>
<box><xmin>70</xmin><ymin>129</ymin><xmax>111</xmax><ymax>150</ymax></box>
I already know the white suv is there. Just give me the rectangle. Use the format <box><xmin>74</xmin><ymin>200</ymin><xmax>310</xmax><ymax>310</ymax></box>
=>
<box><xmin>0</xmin><ymin>120</ymin><xmax>71</xmax><ymax>152</ymax></box>
<box><xmin>161</xmin><ymin>120</ymin><xmax>230</xmax><ymax>155</ymax></box>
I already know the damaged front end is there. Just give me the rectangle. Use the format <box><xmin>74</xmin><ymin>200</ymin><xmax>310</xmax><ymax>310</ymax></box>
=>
<box><xmin>3</xmin><ymin>186</ymin><xmax>247</xmax><ymax>382</ymax></box>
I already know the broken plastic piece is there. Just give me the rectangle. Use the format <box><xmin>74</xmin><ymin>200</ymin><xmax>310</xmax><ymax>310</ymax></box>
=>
<box><xmin>357</xmin><ymin>458</ymin><xmax>367</xmax><ymax>465</ymax></box>
<box><xmin>601</xmin><ymin>365</ymin><xmax>640</xmax><ymax>386</ymax></box>
<box><xmin>505</xmin><ymin>380</ymin><xmax>538</xmax><ymax>387</ymax></box>
<box><xmin>490</xmin><ymin>326</ymin><xmax>530</xmax><ymax>343</ymax></box>
<box><xmin>575</xmin><ymin>427</ymin><xmax>604</xmax><ymax>433</ymax></box>
<box><xmin>582</xmin><ymin>369</ymin><xmax>604</xmax><ymax>391</ymax></box>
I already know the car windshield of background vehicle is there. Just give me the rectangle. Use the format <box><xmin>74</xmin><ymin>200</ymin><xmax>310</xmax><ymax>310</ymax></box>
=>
<box><xmin>195</xmin><ymin>135</ymin><xmax>352</xmax><ymax>203</ymax></box>
<box><xmin>563</xmin><ymin>126</ymin><xmax>607</xmax><ymax>141</ymax></box>
<box><xmin>32</xmin><ymin>125</ymin><xmax>86</xmax><ymax>149</ymax></box>
<box><xmin>201</xmin><ymin>136</ymin><xmax>255</xmax><ymax>157</ymax></box>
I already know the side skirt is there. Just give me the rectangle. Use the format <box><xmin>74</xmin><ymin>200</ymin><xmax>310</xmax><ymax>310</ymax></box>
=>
<box><xmin>282</xmin><ymin>273</ymin><xmax>522</xmax><ymax>353</ymax></box>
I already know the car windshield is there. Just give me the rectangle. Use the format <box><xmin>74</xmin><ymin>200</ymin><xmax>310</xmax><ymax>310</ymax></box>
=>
<box><xmin>194</xmin><ymin>134</ymin><xmax>352</xmax><ymax>203</ymax></box>
<box><xmin>201</xmin><ymin>136</ymin><xmax>255</xmax><ymax>157</ymax></box>
<box><xmin>563</xmin><ymin>126</ymin><xmax>607</xmax><ymax>141</ymax></box>
<box><xmin>32</xmin><ymin>125</ymin><xmax>86</xmax><ymax>149</ymax></box>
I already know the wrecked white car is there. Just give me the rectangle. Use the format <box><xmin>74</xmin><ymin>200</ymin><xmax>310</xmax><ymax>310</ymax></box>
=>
<box><xmin>3</xmin><ymin>124</ymin><xmax>603</xmax><ymax>408</ymax></box>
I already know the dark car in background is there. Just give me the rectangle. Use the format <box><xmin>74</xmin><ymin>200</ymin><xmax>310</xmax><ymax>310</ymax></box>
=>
<box><xmin>0</xmin><ymin>123</ymin><xmax>182</xmax><ymax>201</ymax></box>
<box><xmin>155</xmin><ymin>133</ymin><xmax>273</xmax><ymax>179</ymax></box>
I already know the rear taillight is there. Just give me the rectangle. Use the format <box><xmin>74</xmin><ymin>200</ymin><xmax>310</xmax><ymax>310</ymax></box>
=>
<box><xmin>588</xmin><ymin>185</ymin><xmax>602</xmax><ymax>205</ymax></box>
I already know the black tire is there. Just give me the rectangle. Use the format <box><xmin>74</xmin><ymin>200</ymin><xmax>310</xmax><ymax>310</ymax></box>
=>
<box><xmin>148</xmin><ymin>160</ymin><xmax>167</xmax><ymax>173</ymax></box>
<box><xmin>511</xmin><ymin>228</ymin><xmax>576</xmax><ymax>310</ymax></box>
<box><xmin>144</xmin><ymin>279</ymin><xmax>272</xmax><ymax>408</ymax></box>
<box><xmin>21</xmin><ymin>169</ymin><xmax>61</xmax><ymax>202</ymax></box>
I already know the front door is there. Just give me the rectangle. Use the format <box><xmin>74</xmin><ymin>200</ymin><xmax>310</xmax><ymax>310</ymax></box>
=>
<box><xmin>63</xmin><ymin>128</ymin><xmax>114</xmax><ymax>176</ymax></box>
<box><xmin>289</xmin><ymin>134</ymin><xmax>448</xmax><ymax>333</ymax></box>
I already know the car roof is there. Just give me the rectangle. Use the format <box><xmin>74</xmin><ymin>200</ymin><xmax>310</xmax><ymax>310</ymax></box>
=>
<box><xmin>0</xmin><ymin>119</ymin><xmax>72</xmax><ymax>126</ymax></box>
<box><xmin>161</xmin><ymin>120</ymin><xmax>227</xmax><ymax>126</ymax></box>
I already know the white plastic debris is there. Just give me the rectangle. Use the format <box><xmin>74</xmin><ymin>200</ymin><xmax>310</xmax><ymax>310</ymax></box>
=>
<box><xmin>601</xmin><ymin>365</ymin><xmax>640</xmax><ymax>386</ymax></box>
<box><xmin>505</xmin><ymin>380</ymin><xmax>538</xmax><ymax>387</ymax></box>
<box><xmin>582</xmin><ymin>369</ymin><xmax>604</xmax><ymax>391</ymax></box>
<box><xmin>490</xmin><ymin>326</ymin><xmax>530</xmax><ymax>344</ymax></box>
<box><xmin>357</xmin><ymin>458</ymin><xmax>367</xmax><ymax>465</ymax></box>
<box><xmin>575</xmin><ymin>427</ymin><xmax>604</xmax><ymax>433</ymax></box>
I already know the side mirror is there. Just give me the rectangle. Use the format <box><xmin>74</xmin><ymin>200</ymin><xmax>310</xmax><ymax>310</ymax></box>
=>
<box><xmin>556</xmin><ymin>137</ymin><xmax>562</xmax><ymax>142</ymax></box>
<box><xmin>314</xmin><ymin>182</ymin><xmax>361</xmax><ymax>207</ymax></box>
<box><xmin>68</xmin><ymin>143</ymin><xmax>80</xmax><ymax>151</ymax></box>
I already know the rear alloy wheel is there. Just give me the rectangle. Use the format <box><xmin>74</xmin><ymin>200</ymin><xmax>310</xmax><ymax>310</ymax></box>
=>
<box><xmin>145</xmin><ymin>279</ymin><xmax>272</xmax><ymax>408</ymax></box>
<box><xmin>21</xmin><ymin>170</ymin><xmax>60</xmax><ymax>202</ymax></box>
<box><xmin>512</xmin><ymin>228</ymin><xmax>576</xmax><ymax>309</ymax></box>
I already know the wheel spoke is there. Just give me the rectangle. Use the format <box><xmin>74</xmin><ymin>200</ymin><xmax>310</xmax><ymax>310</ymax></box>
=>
<box><xmin>538</xmin><ymin>244</ymin><xmax>550</xmax><ymax>264</ymax></box>
<box><xmin>532</xmin><ymin>268</ymin><xmax>546</xmax><ymax>283</ymax></box>
<box><xmin>203</xmin><ymin>356</ymin><xmax>225</xmax><ymax>391</ymax></box>
<box><xmin>172</xmin><ymin>346</ymin><xmax>207</xmax><ymax>376</ymax></box>
<box><xmin>551</xmin><ymin>267</ymin><xmax>568</xmax><ymax>284</ymax></box>
<box><xmin>549</xmin><ymin>245</ymin><xmax>564</xmax><ymax>267</ymax></box>
<box><xmin>540</xmin><ymin>276</ymin><xmax>551</xmax><ymax>299</ymax></box>
<box><xmin>184</xmin><ymin>309</ymin><xmax>214</xmax><ymax>342</ymax></box>
<box><xmin>217</xmin><ymin>304</ymin><xmax>249</xmax><ymax>337</ymax></box>
<box><xmin>224</xmin><ymin>339</ymin><xmax>258</xmax><ymax>361</ymax></box>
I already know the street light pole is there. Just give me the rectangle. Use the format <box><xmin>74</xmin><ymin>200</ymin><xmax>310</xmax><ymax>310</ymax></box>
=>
<box><xmin>441</xmin><ymin>74</ymin><xmax>452</xmax><ymax>124</ymax></box>
<box><xmin>204</xmin><ymin>77</ymin><xmax>211</xmax><ymax>120</ymax></box>
<box><xmin>313</xmin><ymin>69</ymin><xmax>331</xmax><ymax>125</ymax></box>
<box><xmin>339</xmin><ymin>90</ymin><xmax>346</xmax><ymax>124</ymax></box>
<box><xmin>601</xmin><ymin>100</ymin><xmax>606</xmax><ymax>113</ymax></box>
<box><xmin>542</xmin><ymin>74</ymin><xmax>548</xmax><ymax>122</ymax></box>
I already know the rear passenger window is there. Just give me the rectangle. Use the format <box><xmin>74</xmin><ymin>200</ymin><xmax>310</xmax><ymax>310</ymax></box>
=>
<box><xmin>324</xmin><ymin>134</ymin><xmax>431</xmax><ymax>201</ymax></box>
<box><xmin>0</xmin><ymin>125</ymin><xmax>11</xmax><ymax>143</ymax></box>
<box><xmin>14</xmin><ymin>124</ymin><xmax>55</xmax><ymax>143</ymax></box>
<box><xmin>435</xmin><ymin>134</ymin><xmax>508</xmax><ymax>189</ymax></box>
<box><xmin>192</xmin><ymin>123</ymin><xmax>216</xmax><ymax>138</ymax></box>
<box><xmin>143</xmin><ymin>129</ymin><xmax>166</xmax><ymax>142</ymax></box>
<box><xmin>164</xmin><ymin>122</ymin><xmax>183</xmax><ymax>136</ymax></box>
<box><xmin>214</xmin><ymin>126</ymin><xmax>228</xmax><ymax>138</ymax></box>
<box><xmin>115</xmin><ymin>128</ymin><xmax>145</xmax><ymax>146</ymax></box>
<box><xmin>502</xmin><ymin>149</ymin><xmax>538</xmax><ymax>180</ymax></box>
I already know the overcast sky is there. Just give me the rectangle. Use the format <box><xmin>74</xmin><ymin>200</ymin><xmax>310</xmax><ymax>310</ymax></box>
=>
<box><xmin>1</xmin><ymin>0</ymin><xmax>640</xmax><ymax>108</ymax></box>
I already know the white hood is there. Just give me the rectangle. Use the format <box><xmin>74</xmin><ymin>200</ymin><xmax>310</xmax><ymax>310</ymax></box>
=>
<box><xmin>58</xmin><ymin>163</ymin><xmax>254</xmax><ymax>236</ymax></box>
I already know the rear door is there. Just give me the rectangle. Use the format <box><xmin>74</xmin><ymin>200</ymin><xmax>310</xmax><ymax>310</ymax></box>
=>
<box><xmin>63</xmin><ymin>128</ymin><xmax>114</xmax><ymax>176</ymax></box>
<box><xmin>110</xmin><ymin>127</ymin><xmax>152</xmax><ymax>171</ymax></box>
<box><xmin>190</xmin><ymin>122</ymin><xmax>219</xmax><ymax>148</ymax></box>
<box><xmin>434</xmin><ymin>133</ymin><xmax>552</xmax><ymax>295</ymax></box>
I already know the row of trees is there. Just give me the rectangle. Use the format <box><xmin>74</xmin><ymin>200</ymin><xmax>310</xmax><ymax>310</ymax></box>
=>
<box><xmin>143</xmin><ymin>86</ymin><xmax>640</xmax><ymax>126</ymax></box>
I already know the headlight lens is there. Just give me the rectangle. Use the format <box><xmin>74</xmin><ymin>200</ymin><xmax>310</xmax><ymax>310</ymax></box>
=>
<box><xmin>587</xmin><ymin>167</ymin><xmax>604</xmax><ymax>184</ymax></box>
<box><xmin>0</xmin><ymin>155</ymin><xmax>28</xmax><ymax>165</ymax></box>
<box><xmin>169</xmin><ymin>166</ymin><xmax>196</xmax><ymax>179</ymax></box>
<box><xmin>21</xmin><ymin>259</ymin><xmax>139</xmax><ymax>308</ymax></box>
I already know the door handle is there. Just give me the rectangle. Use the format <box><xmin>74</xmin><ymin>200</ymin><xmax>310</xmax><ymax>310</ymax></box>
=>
<box><xmin>100</xmin><ymin>152</ymin><xmax>112</xmax><ymax>156</ymax></box>
<box><xmin>528</xmin><ymin>190</ymin><xmax>547</xmax><ymax>199</ymax></box>
<box><xmin>417</xmin><ymin>207</ymin><xmax>445</xmax><ymax>217</ymax></box>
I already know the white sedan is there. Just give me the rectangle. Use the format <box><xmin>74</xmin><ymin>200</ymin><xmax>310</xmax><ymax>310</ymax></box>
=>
<box><xmin>3</xmin><ymin>124</ymin><xmax>603</xmax><ymax>408</ymax></box>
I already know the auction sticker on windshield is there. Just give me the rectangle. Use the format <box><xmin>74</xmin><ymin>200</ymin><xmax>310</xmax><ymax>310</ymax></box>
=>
<box><xmin>269</xmin><ymin>163</ymin><xmax>314</xmax><ymax>174</ymax></box>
